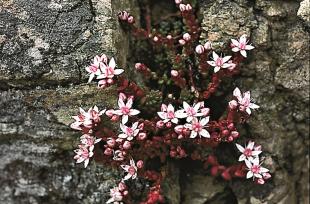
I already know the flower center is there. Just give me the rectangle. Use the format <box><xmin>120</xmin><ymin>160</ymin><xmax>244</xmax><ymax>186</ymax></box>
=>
<box><xmin>187</xmin><ymin>107</ymin><xmax>196</xmax><ymax>116</ymax></box>
<box><xmin>121</xmin><ymin>106</ymin><xmax>130</xmax><ymax>114</ymax></box>
<box><xmin>244</xmin><ymin>148</ymin><xmax>252</xmax><ymax>157</ymax></box>
<box><xmin>215</xmin><ymin>57</ymin><xmax>223</xmax><ymax>67</ymax></box>
<box><xmin>239</xmin><ymin>43</ymin><xmax>246</xmax><ymax>50</ymax></box>
<box><xmin>126</xmin><ymin>127</ymin><xmax>134</xmax><ymax>136</ymax></box>
<box><xmin>128</xmin><ymin>166</ymin><xmax>136</xmax><ymax>175</ymax></box>
<box><xmin>251</xmin><ymin>165</ymin><xmax>260</xmax><ymax>174</ymax></box>
<box><xmin>167</xmin><ymin>111</ymin><xmax>175</xmax><ymax>119</ymax></box>
<box><xmin>193</xmin><ymin>122</ymin><xmax>202</xmax><ymax>132</ymax></box>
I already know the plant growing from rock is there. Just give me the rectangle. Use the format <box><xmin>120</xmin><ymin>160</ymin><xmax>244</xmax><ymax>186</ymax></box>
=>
<box><xmin>71</xmin><ymin>1</ymin><xmax>271</xmax><ymax>203</ymax></box>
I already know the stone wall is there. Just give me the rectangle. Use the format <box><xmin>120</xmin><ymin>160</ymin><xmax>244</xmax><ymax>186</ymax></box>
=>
<box><xmin>0</xmin><ymin>0</ymin><xmax>309</xmax><ymax>204</ymax></box>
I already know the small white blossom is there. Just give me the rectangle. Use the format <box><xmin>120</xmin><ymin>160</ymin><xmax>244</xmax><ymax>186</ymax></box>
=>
<box><xmin>236</xmin><ymin>141</ymin><xmax>262</xmax><ymax>161</ymax></box>
<box><xmin>73</xmin><ymin>145</ymin><xmax>94</xmax><ymax>168</ymax></box>
<box><xmin>118</xmin><ymin>122</ymin><xmax>139</xmax><ymax>141</ymax></box>
<box><xmin>184</xmin><ymin>117</ymin><xmax>210</xmax><ymax>138</ymax></box>
<box><xmin>121</xmin><ymin>158</ymin><xmax>138</xmax><ymax>180</ymax></box>
<box><xmin>114</xmin><ymin>93</ymin><xmax>140</xmax><ymax>124</ymax></box>
<box><xmin>97</xmin><ymin>57</ymin><xmax>124</xmax><ymax>79</ymax></box>
<box><xmin>207</xmin><ymin>52</ymin><xmax>232</xmax><ymax>73</ymax></box>
<box><xmin>231</xmin><ymin>34</ymin><xmax>255</xmax><ymax>58</ymax></box>
<box><xmin>157</xmin><ymin>104</ymin><xmax>186</xmax><ymax>124</ymax></box>
<box><xmin>245</xmin><ymin>158</ymin><xmax>269</xmax><ymax>179</ymax></box>
<box><xmin>106</xmin><ymin>187</ymin><xmax>123</xmax><ymax>204</ymax></box>
<box><xmin>231</xmin><ymin>87</ymin><xmax>259</xmax><ymax>115</ymax></box>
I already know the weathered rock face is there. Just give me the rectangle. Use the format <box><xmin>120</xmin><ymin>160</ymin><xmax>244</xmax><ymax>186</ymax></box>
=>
<box><xmin>0</xmin><ymin>0</ymin><xmax>138</xmax><ymax>203</ymax></box>
<box><xmin>0</xmin><ymin>0</ymin><xmax>309</xmax><ymax>204</ymax></box>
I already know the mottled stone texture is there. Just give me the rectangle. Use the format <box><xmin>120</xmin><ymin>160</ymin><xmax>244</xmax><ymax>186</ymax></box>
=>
<box><xmin>0</xmin><ymin>0</ymin><xmax>138</xmax><ymax>203</ymax></box>
<box><xmin>0</xmin><ymin>0</ymin><xmax>309</xmax><ymax>204</ymax></box>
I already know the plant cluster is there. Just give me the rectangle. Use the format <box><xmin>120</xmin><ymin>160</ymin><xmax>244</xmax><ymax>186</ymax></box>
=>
<box><xmin>71</xmin><ymin>0</ymin><xmax>271</xmax><ymax>203</ymax></box>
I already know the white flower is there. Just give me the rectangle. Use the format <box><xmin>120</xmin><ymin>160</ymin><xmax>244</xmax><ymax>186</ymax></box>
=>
<box><xmin>236</xmin><ymin>141</ymin><xmax>262</xmax><ymax>161</ymax></box>
<box><xmin>232</xmin><ymin>87</ymin><xmax>260</xmax><ymax>115</ymax></box>
<box><xmin>118</xmin><ymin>122</ymin><xmax>139</xmax><ymax>141</ymax></box>
<box><xmin>179</xmin><ymin>101</ymin><xmax>205</xmax><ymax>122</ymax></box>
<box><xmin>184</xmin><ymin>117</ymin><xmax>210</xmax><ymax>138</ymax></box>
<box><xmin>121</xmin><ymin>158</ymin><xmax>138</xmax><ymax>180</ymax></box>
<box><xmin>97</xmin><ymin>57</ymin><xmax>124</xmax><ymax>79</ymax></box>
<box><xmin>231</xmin><ymin>34</ymin><xmax>255</xmax><ymax>58</ymax></box>
<box><xmin>70</xmin><ymin>106</ymin><xmax>105</xmax><ymax>130</ymax></box>
<box><xmin>157</xmin><ymin>104</ymin><xmax>186</xmax><ymax>124</ymax></box>
<box><xmin>207</xmin><ymin>52</ymin><xmax>232</xmax><ymax>73</ymax></box>
<box><xmin>245</xmin><ymin>158</ymin><xmax>269</xmax><ymax>179</ymax></box>
<box><xmin>113</xmin><ymin>150</ymin><xmax>125</xmax><ymax>161</ymax></box>
<box><xmin>106</xmin><ymin>187</ymin><xmax>123</xmax><ymax>204</ymax></box>
<box><xmin>80</xmin><ymin>134</ymin><xmax>101</xmax><ymax>149</ymax></box>
<box><xmin>73</xmin><ymin>145</ymin><xmax>94</xmax><ymax>168</ymax></box>
<box><xmin>113</xmin><ymin>93</ymin><xmax>140</xmax><ymax>124</ymax></box>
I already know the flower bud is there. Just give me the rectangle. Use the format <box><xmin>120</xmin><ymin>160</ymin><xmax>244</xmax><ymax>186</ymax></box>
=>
<box><xmin>156</xmin><ymin>120</ymin><xmax>164</xmax><ymax>128</ymax></box>
<box><xmin>263</xmin><ymin>172</ymin><xmax>271</xmax><ymax>180</ymax></box>
<box><xmin>118</xmin><ymin>11</ymin><xmax>129</xmax><ymax>21</ymax></box>
<box><xmin>183</xmin><ymin>33</ymin><xmax>191</xmax><ymax>41</ymax></box>
<box><xmin>210</xmin><ymin>166</ymin><xmax>219</xmax><ymax>176</ymax></box>
<box><xmin>166</xmin><ymin>35</ymin><xmax>172</xmax><ymax>39</ymax></box>
<box><xmin>221</xmin><ymin>129</ymin><xmax>230</xmax><ymax>136</ymax></box>
<box><xmin>201</xmin><ymin>108</ymin><xmax>210</xmax><ymax>116</ymax></box>
<box><xmin>256</xmin><ymin>178</ymin><xmax>265</xmax><ymax>185</ymax></box>
<box><xmin>221</xmin><ymin>170</ymin><xmax>232</xmax><ymax>180</ymax></box>
<box><xmin>105</xmin><ymin>109</ymin><xmax>115</xmax><ymax>117</ymax></box>
<box><xmin>166</xmin><ymin>122</ymin><xmax>172</xmax><ymax>128</ymax></box>
<box><xmin>227</xmin><ymin>123</ymin><xmax>235</xmax><ymax>130</ymax></box>
<box><xmin>135</xmin><ymin>63</ymin><xmax>143</xmax><ymax>70</ymax></box>
<box><xmin>185</xmin><ymin>4</ymin><xmax>192</xmax><ymax>10</ymax></box>
<box><xmin>195</xmin><ymin>45</ymin><xmax>205</xmax><ymax>54</ymax></box>
<box><xmin>227</xmin><ymin>136</ymin><xmax>234</xmax><ymax>142</ymax></box>
<box><xmin>127</xmin><ymin>16</ymin><xmax>134</xmax><ymax>24</ymax></box>
<box><xmin>137</xmin><ymin>160</ymin><xmax>144</xmax><ymax>168</ymax></box>
<box><xmin>178</xmin><ymin>39</ymin><xmax>186</xmax><ymax>45</ymax></box>
<box><xmin>179</xmin><ymin>4</ymin><xmax>186</xmax><ymax>12</ymax></box>
<box><xmin>229</xmin><ymin>100</ymin><xmax>238</xmax><ymax>109</ymax></box>
<box><xmin>123</xmin><ymin>190</ymin><xmax>129</xmax><ymax>196</ymax></box>
<box><xmin>111</xmin><ymin>115</ymin><xmax>119</xmax><ymax>122</ymax></box>
<box><xmin>118</xmin><ymin>182</ymin><xmax>127</xmax><ymax>191</ymax></box>
<box><xmin>171</xmin><ymin>70</ymin><xmax>179</xmax><ymax>77</ymax></box>
<box><xmin>104</xmin><ymin>148</ymin><xmax>113</xmax><ymax>155</ymax></box>
<box><xmin>170</xmin><ymin>150</ymin><xmax>177</xmax><ymax>158</ymax></box>
<box><xmin>107</xmin><ymin>78</ymin><xmax>114</xmax><ymax>84</ymax></box>
<box><xmin>107</xmin><ymin>138</ymin><xmax>116</xmax><ymax>148</ymax></box>
<box><xmin>175</xmin><ymin>0</ymin><xmax>182</xmax><ymax>4</ymax></box>
<box><xmin>204</xmin><ymin>41</ymin><xmax>212</xmax><ymax>50</ymax></box>
<box><xmin>123</xmin><ymin>141</ymin><xmax>131</xmax><ymax>150</ymax></box>
<box><xmin>177</xmin><ymin>135</ymin><xmax>184</xmax><ymax>139</ymax></box>
<box><xmin>98</xmin><ymin>79</ymin><xmax>107</xmax><ymax>88</ymax></box>
<box><xmin>254</xmin><ymin>145</ymin><xmax>262</xmax><ymax>151</ymax></box>
<box><xmin>230</xmin><ymin>131</ymin><xmax>239</xmax><ymax>138</ymax></box>
<box><xmin>153</xmin><ymin>36</ymin><xmax>159</xmax><ymax>42</ymax></box>
<box><xmin>137</xmin><ymin>132</ymin><xmax>147</xmax><ymax>140</ymax></box>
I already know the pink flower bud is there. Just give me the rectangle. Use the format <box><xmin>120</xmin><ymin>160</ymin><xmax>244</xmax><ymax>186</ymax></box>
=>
<box><xmin>123</xmin><ymin>190</ymin><xmax>129</xmax><ymax>196</ymax></box>
<box><xmin>201</xmin><ymin>108</ymin><xmax>210</xmax><ymax>116</ymax></box>
<box><xmin>183</xmin><ymin>33</ymin><xmax>191</xmax><ymax>41</ymax></box>
<box><xmin>118</xmin><ymin>182</ymin><xmax>127</xmax><ymax>191</ymax></box>
<box><xmin>256</xmin><ymin>178</ymin><xmax>265</xmax><ymax>185</ymax></box>
<box><xmin>230</xmin><ymin>131</ymin><xmax>239</xmax><ymax>138</ymax></box>
<box><xmin>166</xmin><ymin>122</ymin><xmax>172</xmax><ymax>128</ymax></box>
<box><xmin>111</xmin><ymin>115</ymin><xmax>119</xmax><ymax>122</ymax></box>
<box><xmin>204</xmin><ymin>41</ymin><xmax>212</xmax><ymax>50</ymax></box>
<box><xmin>170</xmin><ymin>150</ymin><xmax>177</xmax><ymax>157</ymax></box>
<box><xmin>179</xmin><ymin>4</ymin><xmax>186</xmax><ymax>12</ymax></box>
<box><xmin>137</xmin><ymin>132</ymin><xmax>147</xmax><ymax>140</ymax></box>
<box><xmin>104</xmin><ymin>148</ymin><xmax>113</xmax><ymax>155</ymax></box>
<box><xmin>107</xmin><ymin>78</ymin><xmax>114</xmax><ymax>84</ymax></box>
<box><xmin>171</xmin><ymin>70</ymin><xmax>179</xmax><ymax>77</ymax></box>
<box><xmin>137</xmin><ymin>160</ymin><xmax>144</xmax><ymax>168</ymax></box>
<box><xmin>227</xmin><ymin>136</ymin><xmax>234</xmax><ymax>142</ymax></box>
<box><xmin>254</xmin><ymin>145</ymin><xmax>262</xmax><ymax>151</ymax></box>
<box><xmin>156</xmin><ymin>120</ymin><xmax>164</xmax><ymax>128</ymax></box>
<box><xmin>221</xmin><ymin>129</ymin><xmax>230</xmax><ymax>136</ymax></box>
<box><xmin>105</xmin><ymin>109</ymin><xmax>114</xmax><ymax>117</ymax></box>
<box><xmin>221</xmin><ymin>170</ymin><xmax>232</xmax><ymax>180</ymax></box>
<box><xmin>229</xmin><ymin>100</ymin><xmax>238</xmax><ymax>109</ymax></box>
<box><xmin>210</xmin><ymin>166</ymin><xmax>219</xmax><ymax>176</ymax></box>
<box><xmin>118</xmin><ymin>11</ymin><xmax>129</xmax><ymax>21</ymax></box>
<box><xmin>228</xmin><ymin>60</ymin><xmax>236</xmax><ymax>70</ymax></box>
<box><xmin>98</xmin><ymin>79</ymin><xmax>107</xmax><ymax>88</ymax></box>
<box><xmin>123</xmin><ymin>141</ymin><xmax>131</xmax><ymax>150</ymax></box>
<box><xmin>227</xmin><ymin>123</ymin><xmax>235</xmax><ymax>130</ymax></box>
<box><xmin>195</xmin><ymin>45</ymin><xmax>205</xmax><ymax>54</ymax></box>
<box><xmin>177</xmin><ymin>135</ymin><xmax>184</xmax><ymax>139</ymax></box>
<box><xmin>127</xmin><ymin>16</ymin><xmax>134</xmax><ymax>24</ymax></box>
<box><xmin>166</xmin><ymin>35</ymin><xmax>172</xmax><ymax>39</ymax></box>
<box><xmin>263</xmin><ymin>172</ymin><xmax>271</xmax><ymax>180</ymax></box>
<box><xmin>175</xmin><ymin>0</ymin><xmax>182</xmax><ymax>4</ymax></box>
<box><xmin>185</xmin><ymin>4</ymin><xmax>192</xmax><ymax>11</ymax></box>
<box><xmin>107</xmin><ymin>138</ymin><xmax>116</xmax><ymax>147</ymax></box>
<box><xmin>135</xmin><ymin>63</ymin><xmax>143</xmax><ymax>70</ymax></box>
<box><xmin>178</xmin><ymin>39</ymin><xmax>186</xmax><ymax>45</ymax></box>
<box><xmin>153</xmin><ymin>36</ymin><xmax>159</xmax><ymax>42</ymax></box>
<box><xmin>116</xmin><ymin>138</ymin><xmax>123</xmax><ymax>143</ymax></box>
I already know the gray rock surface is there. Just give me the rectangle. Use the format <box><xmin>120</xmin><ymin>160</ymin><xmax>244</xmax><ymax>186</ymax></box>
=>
<box><xmin>0</xmin><ymin>0</ymin><xmax>309</xmax><ymax>204</ymax></box>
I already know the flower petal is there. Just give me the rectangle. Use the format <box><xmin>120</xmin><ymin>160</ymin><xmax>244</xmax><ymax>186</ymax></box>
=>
<box><xmin>236</xmin><ymin>143</ymin><xmax>245</xmax><ymax>152</ymax></box>
<box><xmin>199</xmin><ymin>129</ymin><xmax>210</xmax><ymax>138</ymax></box>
